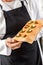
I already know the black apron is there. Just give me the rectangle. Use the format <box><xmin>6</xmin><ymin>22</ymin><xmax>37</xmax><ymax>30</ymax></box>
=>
<box><xmin>0</xmin><ymin>1</ymin><xmax>42</xmax><ymax>65</ymax></box>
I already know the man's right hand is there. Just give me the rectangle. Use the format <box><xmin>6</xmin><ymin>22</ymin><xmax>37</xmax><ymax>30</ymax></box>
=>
<box><xmin>6</xmin><ymin>37</ymin><xmax>22</xmax><ymax>50</ymax></box>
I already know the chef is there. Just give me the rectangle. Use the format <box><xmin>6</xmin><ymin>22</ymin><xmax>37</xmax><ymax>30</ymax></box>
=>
<box><xmin>0</xmin><ymin>0</ymin><xmax>43</xmax><ymax>65</ymax></box>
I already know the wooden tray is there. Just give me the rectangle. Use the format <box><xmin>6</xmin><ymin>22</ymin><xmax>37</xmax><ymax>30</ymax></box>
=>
<box><xmin>13</xmin><ymin>20</ymin><xmax>43</xmax><ymax>44</ymax></box>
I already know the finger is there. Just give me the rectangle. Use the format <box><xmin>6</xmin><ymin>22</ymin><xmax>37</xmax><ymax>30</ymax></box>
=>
<box><xmin>12</xmin><ymin>39</ymin><xmax>18</xmax><ymax>43</ymax></box>
<box><xmin>12</xmin><ymin>38</ymin><xmax>22</xmax><ymax>43</ymax></box>
<box><xmin>11</xmin><ymin>44</ymin><xmax>21</xmax><ymax>50</ymax></box>
<box><xmin>7</xmin><ymin>38</ymin><xmax>15</xmax><ymax>43</ymax></box>
<box><xmin>17</xmin><ymin>41</ymin><xmax>22</xmax><ymax>44</ymax></box>
<box><xmin>6</xmin><ymin>37</ymin><xmax>12</xmax><ymax>43</ymax></box>
<box><xmin>12</xmin><ymin>43</ymin><xmax>22</xmax><ymax>49</ymax></box>
<box><xmin>9</xmin><ymin>41</ymin><xmax>22</xmax><ymax>48</ymax></box>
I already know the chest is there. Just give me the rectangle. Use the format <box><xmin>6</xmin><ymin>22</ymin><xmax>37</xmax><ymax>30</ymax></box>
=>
<box><xmin>3</xmin><ymin>5</ymin><xmax>31</xmax><ymax>38</ymax></box>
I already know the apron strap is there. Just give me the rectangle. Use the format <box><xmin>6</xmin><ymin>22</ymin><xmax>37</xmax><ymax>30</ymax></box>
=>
<box><xmin>21</xmin><ymin>0</ymin><xmax>28</xmax><ymax>5</ymax></box>
<box><xmin>21</xmin><ymin>1</ymin><xmax>24</xmax><ymax>6</ymax></box>
<box><xmin>0</xmin><ymin>4</ymin><xmax>2</xmax><ymax>9</ymax></box>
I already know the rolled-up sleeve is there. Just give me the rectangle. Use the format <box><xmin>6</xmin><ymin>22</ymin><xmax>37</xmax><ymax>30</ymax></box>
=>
<box><xmin>36</xmin><ymin>28</ymin><xmax>43</xmax><ymax>40</ymax></box>
<box><xmin>0</xmin><ymin>5</ymin><xmax>12</xmax><ymax>56</ymax></box>
<box><xmin>0</xmin><ymin>40</ymin><xmax>12</xmax><ymax>56</ymax></box>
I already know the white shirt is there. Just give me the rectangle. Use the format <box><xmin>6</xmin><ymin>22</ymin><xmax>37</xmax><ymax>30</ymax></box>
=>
<box><xmin>0</xmin><ymin>0</ymin><xmax>43</xmax><ymax>56</ymax></box>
